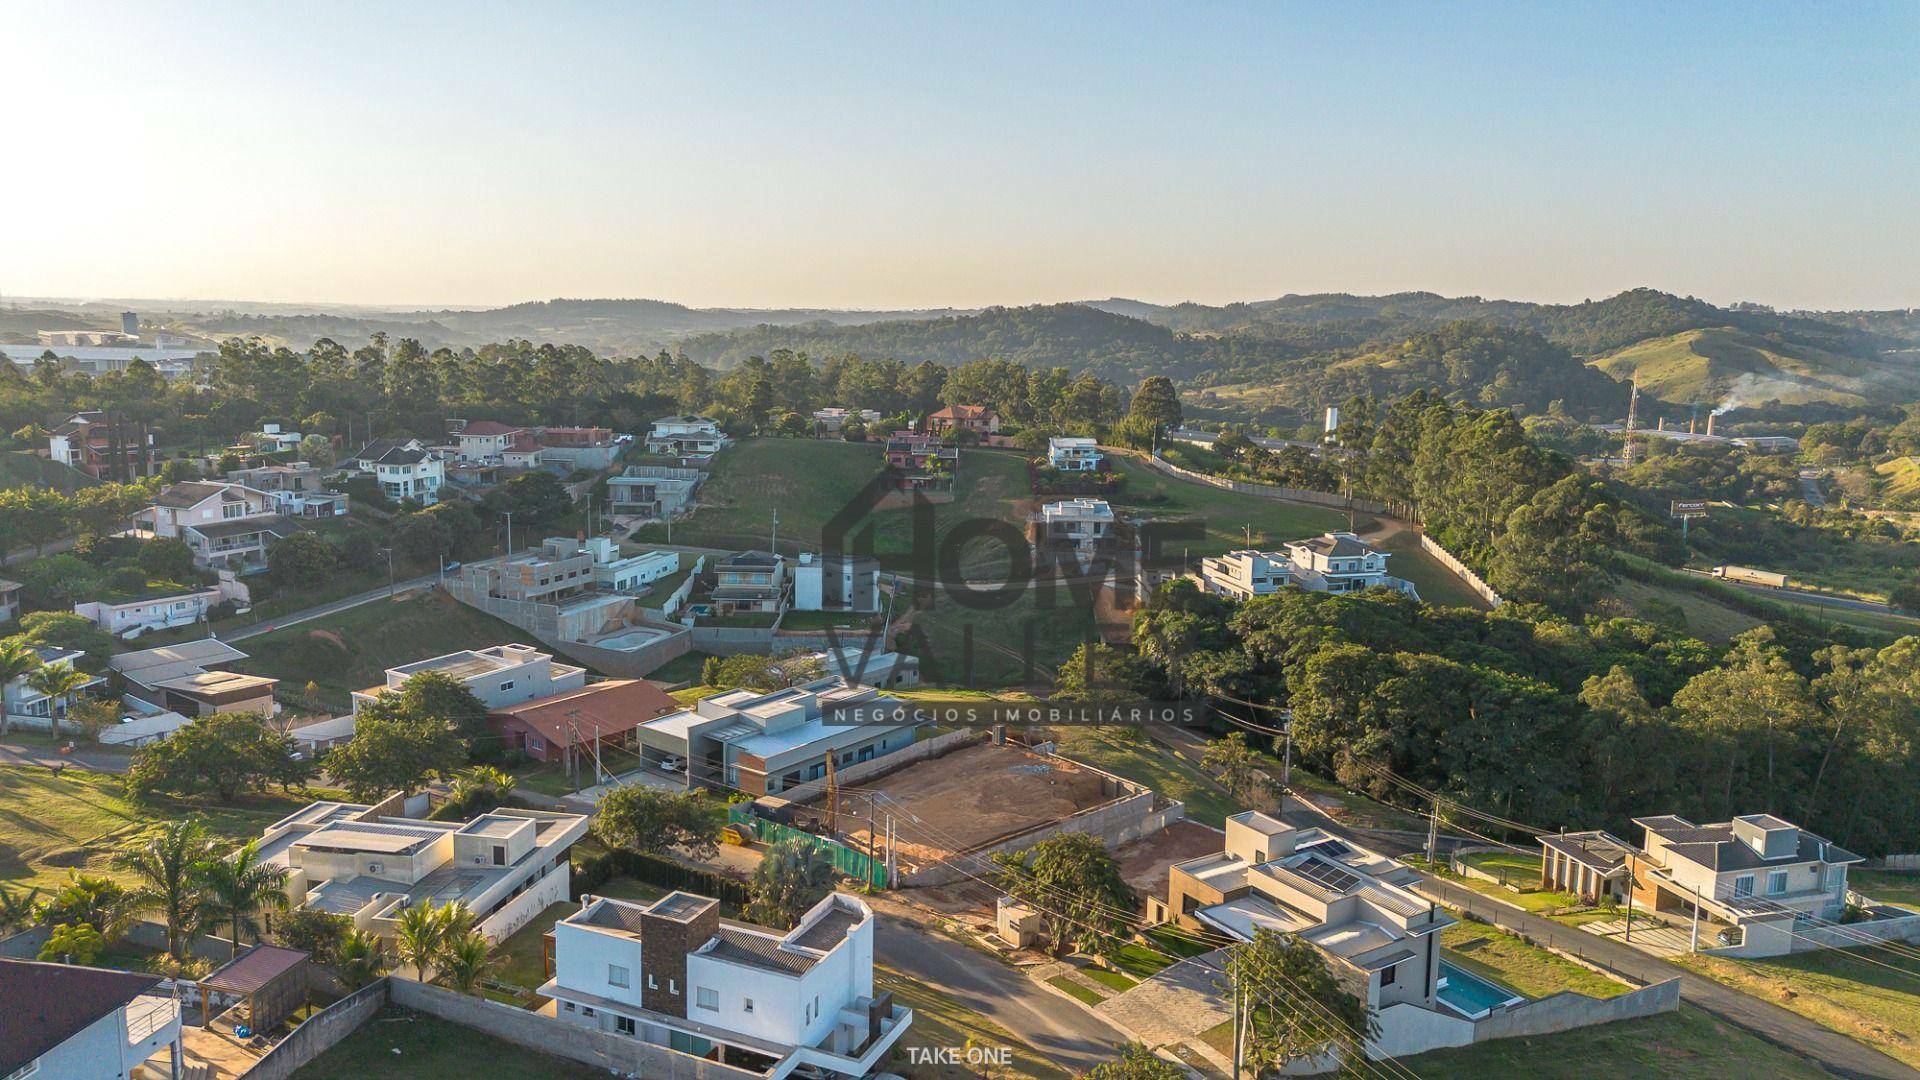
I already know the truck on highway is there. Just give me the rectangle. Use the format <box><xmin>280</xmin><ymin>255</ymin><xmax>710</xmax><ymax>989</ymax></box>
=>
<box><xmin>1713</xmin><ymin>565</ymin><xmax>1790</xmax><ymax>588</ymax></box>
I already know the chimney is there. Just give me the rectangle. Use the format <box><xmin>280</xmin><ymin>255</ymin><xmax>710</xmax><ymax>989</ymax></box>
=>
<box><xmin>1689</xmin><ymin>417</ymin><xmax>1697</xmax><ymax>434</ymax></box>
<box><xmin>637</xmin><ymin>893</ymin><xmax>720</xmax><ymax>1014</ymax></box>
<box><xmin>1707</xmin><ymin>413</ymin><xmax>1717</xmax><ymax>437</ymax></box>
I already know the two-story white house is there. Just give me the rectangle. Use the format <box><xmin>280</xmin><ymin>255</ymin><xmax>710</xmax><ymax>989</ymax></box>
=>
<box><xmin>1034</xmin><ymin>498</ymin><xmax>1119</xmax><ymax>569</ymax></box>
<box><xmin>646</xmin><ymin>416</ymin><xmax>730</xmax><ymax>458</ymax></box>
<box><xmin>451</xmin><ymin>420</ymin><xmax>527</xmax><ymax>462</ymax></box>
<box><xmin>146</xmin><ymin>480</ymin><xmax>299</xmax><ymax>572</ymax></box>
<box><xmin>1279</xmin><ymin>532</ymin><xmax>1419</xmax><ymax>598</ymax></box>
<box><xmin>1197</xmin><ymin>550</ymin><xmax>1293</xmax><ymax>599</ymax></box>
<box><xmin>1046</xmin><ymin>436</ymin><xmax>1102</xmax><ymax>472</ymax></box>
<box><xmin>0</xmin><ymin>960</ymin><xmax>183</xmax><ymax>1080</ymax></box>
<box><xmin>544</xmin><ymin>890</ymin><xmax>911</xmax><ymax>1078</ymax></box>
<box><xmin>348</xmin><ymin>439</ymin><xmax>443</xmax><ymax>505</ymax></box>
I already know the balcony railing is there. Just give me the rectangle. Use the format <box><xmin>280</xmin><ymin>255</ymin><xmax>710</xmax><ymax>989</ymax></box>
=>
<box><xmin>126</xmin><ymin>995</ymin><xmax>178</xmax><ymax>1044</ymax></box>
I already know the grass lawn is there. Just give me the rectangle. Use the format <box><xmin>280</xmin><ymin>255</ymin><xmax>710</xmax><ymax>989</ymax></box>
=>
<box><xmin>643</xmin><ymin>649</ymin><xmax>714</xmax><ymax>687</ymax></box>
<box><xmin>1046</xmin><ymin>973</ymin><xmax>1106</xmax><ymax>1004</ymax></box>
<box><xmin>1369</xmin><ymin>528</ymin><xmax>1492</xmax><ymax>609</ymax></box>
<box><xmin>699</xmin><ymin>610</ymin><xmax>781</xmax><ymax>628</ymax></box>
<box><xmin>0</xmin><ymin>763</ymin><xmax>343</xmax><ymax>891</ymax></box>
<box><xmin>633</xmin><ymin>439</ymin><xmax>1036</xmax><ymax>574</ymax></box>
<box><xmin>1854</xmin><ymin>868</ymin><xmax>1920</xmax><ymax>911</ymax></box>
<box><xmin>0</xmin><ymin>450</ymin><xmax>96</xmax><ymax>493</ymax></box>
<box><xmin>1077</xmin><ymin>965</ymin><xmax>1138</xmax><ymax>992</ymax></box>
<box><xmin>230</xmin><ymin>589</ymin><xmax>537</xmax><ymax>710</ymax></box>
<box><xmin>1043</xmin><ymin>726</ymin><xmax>1247</xmax><ymax>827</ymax></box>
<box><xmin>878</xmin><ymin>963</ymin><xmax>1073</xmax><ymax>1080</ymax></box>
<box><xmin>1402</xmin><ymin>1005</ymin><xmax>1832</xmax><ymax>1079</ymax></box>
<box><xmin>1460</xmin><ymin>850</ymin><xmax>1543</xmax><ymax>887</ymax></box>
<box><xmin>904</xmin><ymin>584</ymin><xmax>1106</xmax><ymax>688</ymax></box>
<box><xmin>1610</xmin><ymin>576</ymin><xmax>1764</xmax><ymax>643</ymax></box>
<box><xmin>778</xmin><ymin>609</ymin><xmax>882</xmax><ymax>632</ymax></box>
<box><xmin>290</xmin><ymin>1006</ymin><xmax>604</xmax><ymax>1079</ymax></box>
<box><xmin>1675</xmin><ymin>945</ymin><xmax>1920</xmax><ymax>1068</ymax></box>
<box><xmin>1441</xmin><ymin>918</ymin><xmax>1628</xmax><ymax>1000</ymax></box>
<box><xmin>1105</xmin><ymin>455</ymin><xmax>1347</xmax><ymax>558</ymax></box>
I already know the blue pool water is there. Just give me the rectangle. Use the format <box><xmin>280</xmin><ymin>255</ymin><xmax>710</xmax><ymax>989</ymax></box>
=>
<box><xmin>1435</xmin><ymin>961</ymin><xmax>1522</xmax><ymax>1019</ymax></box>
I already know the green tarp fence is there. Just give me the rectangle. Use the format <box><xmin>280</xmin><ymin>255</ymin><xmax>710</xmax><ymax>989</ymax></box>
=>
<box><xmin>729</xmin><ymin>806</ymin><xmax>887</xmax><ymax>888</ymax></box>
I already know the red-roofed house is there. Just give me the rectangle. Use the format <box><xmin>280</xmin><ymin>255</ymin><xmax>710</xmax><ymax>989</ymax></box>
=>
<box><xmin>490</xmin><ymin>678</ymin><xmax>682</xmax><ymax>765</ymax></box>
<box><xmin>927</xmin><ymin>404</ymin><xmax>1000</xmax><ymax>436</ymax></box>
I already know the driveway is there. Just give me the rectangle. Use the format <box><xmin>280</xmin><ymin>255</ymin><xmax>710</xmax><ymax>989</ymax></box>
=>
<box><xmin>872</xmin><ymin>906</ymin><xmax>1130</xmax><ymax>1074</ymax></box>
<box><xmin>0</xmin><ymin>738</ymin><xmax>133</xmax><ymax>773</ymax></box>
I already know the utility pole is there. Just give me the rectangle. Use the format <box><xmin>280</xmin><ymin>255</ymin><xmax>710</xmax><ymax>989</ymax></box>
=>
<box><xmin>1690</xmin><ymin>883</ymin><xmax>1701</xmax><ymax>952</ymax></box>
<box><xmin>1426</xmin><ymin>797</ymin><xmax>1440</xmax><ymax>869</ymax></box>
<box><xmin>503</xmin><ymin>510</ymin><xmax>514</xmax><ymax>556</ymax></box>
<box><xmin>1281</xmin><ymin>713</ymin><xmax>1292</xmax><ymax>793</ymax></box>
<box><xmin>1231</xmin><ymin>951</ymin><xmax>1244</xmax><ymax>1080</ymax></box>
<box><xmin>770</xmin><ymin>507</ymin><xmax>779</xmax><ymax>554</ymax></box>
<box><xmin>1624</xmin><ymin>852</ymin><xmax>1635</xmax><ymax>942</ymax></box>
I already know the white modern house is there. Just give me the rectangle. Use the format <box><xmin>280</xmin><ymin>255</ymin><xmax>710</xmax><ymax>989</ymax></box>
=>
<box><xmin>792</xmin><ymin>553</ymin><xmax>880</xmax><ymax>613</ymax></box>
<box><xmin>111</xmin><ymin>637</ymin><xmax>253</xmax><ymax>713</ymax></box>
<box><xmin>2</xmin><ymin>645</ymin><xmax>107</xmax><ymax>732</ymax></box>
<box><xmin>544</xmin><ymin>891</ymin><xmax>911</xmax><ymax>1079</ymax></box>
<box><xmin>635</xmin><ymin>679</ymin><xmax>919</xmax><ymax>795</ymax></box>
<box><xmin>810</xmin><ymin>407</ymin><xmax>882</xmax><ymax>431</ymax></box>
<box><xmin>1156</xmin><ymin>811</ymin><xmax>1462</xmax><ymax>1059</ymax></box>
<box><xmin>349</xmin><ymin>643</ymin><xmax>587</xmax><ymax>716</ymax></box>
<box><xmin>535</xmin><ymin>537</ymin><xmax>681</xmax><ymax>594</ymax></box>
<box><xmin>1034</xmin><ymin>498</ymin><xmax>1119</xmax><ymax>568</ymax></box>
<box><xmin>253</xmin><ymin>422</ymin><xmax>305</xmax><ymax>452</ymax></box>
<box><xmin>801</xmin><ymin>646</ymin><xmax>920</xmax><ymax>689</ymax></box>
<box><xmin>254</xmin><ymin>794</ymin><xmax>588</xmax><ymax>943</ymax></box>
<box><xmin>0</xmin><ymin>577</ymin><xmax>21</xmax><ymax>624</ymax></box>
<box><xmin>646</xmin><ymin>416</ymin><xmax>730</xmax><ymax>457</ymax></box>
<box><xmin>0</xmin><ymin>960</ymin><xmax>183</xmax><ymax>1080</ymax></box>
<box><xmin>1046</xmin><ymin>436</ymin><xmax>1102</xmax><ymax>472</ymax></box>
<box><xmin>1196</xmin><ymin>550</ymin><xmax>1293</xmax><ymax>599</ymax></box>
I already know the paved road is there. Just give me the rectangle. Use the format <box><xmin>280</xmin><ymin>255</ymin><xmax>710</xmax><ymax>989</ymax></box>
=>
<box><xmin>220</xmin><ymin>573</ymin><xmax>441</xmax><ymax>643</ymax></box>
<box><xmin>873</xmin><ymin>907</ymin><xmax>1129</xmax><ymax>1074</ymax></box>
<box><xmin>1801</xmin><ymin>469</ymin><xmax>1829</xmax><ymax>508</ymax></box>
<box><xmin>1677</xmin><ymin>568</ymin><xmax>1915</xmax><ymax>622</ymax></box>
<box><xmin>0</xmin><ymin>739</ymin><xmax>132</xmax><ymax>773</ymax></box>
<box><xmin>1420</xmin><ymin>873</ymin><xmax>1918</xmax><ymax>1080</ymax></box>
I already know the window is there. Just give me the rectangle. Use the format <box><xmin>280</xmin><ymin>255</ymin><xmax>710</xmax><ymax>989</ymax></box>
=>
<box><xmin>669</xmin><ymin>979</ymin><xmax>678</xmax><ymax>996</ymax></box>
<box><xmin>1828</xmin><ymin>866</ymin><xmax>1847</xmax><ymax>892</ymax></box>
<box><xmin>615</xmin><ymin>1016</ymin><xmax>635</xmax><ymax>1036</ymax></box>
<box><xmin>646</xmin><ymin>973</ymin><xmax>657</xmax><ymax>990</ymax></box>
<box><xmin>696</xmin><ymin>987</ymin><xmax>718</xmax><ymax>1011</ymax></box>
<box><xmin>500</xmin><ymin>680</ymin><xmax>515</xmax><ymax>692</ymax></box>
<box><xmin>1380</xmin><ymin>962</ymin><xmax>1397</xmax><ymax>987</ymax></box>
<box><xmin>742</xmin><ymin>998</ymin><xmax>754</xmax><ymax>1014</ymax></box>
<box><xmin>1767</xmin><ymin>870</ymin><xmax>1789</xmax><ymax>896</ymax></box>
<box><xmin>563</xmin><ymin>1001</ymin><xmax>576</xmax><ymax>1012</ymax></box>
<box><xmin>608</xmin><ymin>964</ymin><xmax>629</xmax><ymax>988</ymax></box>
<box><xmin>1733</xmin><ymin>875</ymin><xmax>1755</xmax><ymax>898</ymax></box>
<box><xmin>492</xmin><ymin>845</ymin><xmax>507</xmax><ymax>866</ymax></box>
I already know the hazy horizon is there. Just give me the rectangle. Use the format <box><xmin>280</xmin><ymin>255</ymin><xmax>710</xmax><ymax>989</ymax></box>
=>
<box><xmin>7</xmin><ymin>2</ymin><xmax>1917</xmax><ymax>312</ymax></box>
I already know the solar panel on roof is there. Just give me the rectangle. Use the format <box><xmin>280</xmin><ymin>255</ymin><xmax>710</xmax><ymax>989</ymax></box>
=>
<box><xmin>1302</xmin><ymin>837</ymin><xmax>1352</xmax><ymax>858</ymax></box>
<box><xmin>1294</xmin><ymin>855</ymin><xmax>1362</xmax><ymax>893</ymax></box>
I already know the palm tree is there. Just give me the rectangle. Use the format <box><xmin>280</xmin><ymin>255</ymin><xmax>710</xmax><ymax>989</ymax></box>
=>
<box><xmin>116</xmin><ymin>820</ymin><xmax>212</xmax><ymax>959</ymax></box>
<box><xmin>393</xmin><ymin>900</ymin><xmax>448</xmax><ymax>981</ymax></box>
<box><xmin>39</xmin><ymin>873</ymin><xmax>134</xmax><ymax>940</ymax></box>
<box><xmin>0</xmin><ymin>883</ymin><xmax>41</xmax><ymax>934</ymax></box>
<box><xmin>335</xmin><ymin>928</ymin><xmax>389</xmax><ymax>990</ymax></box>
<box><xmin>435</xmin><ymin>930</ymin><xmax>495</xmax><ymax>994</ymax></box>
<box><xmin>0</xmin><ymin>638</ymin><xmax>42</xmax><ymax>738</ymax></box>
<box><xmin>26</xmin><ymin>662</ymin><xmax>91</xmax><ymax>741</ymax></box>
<box><xmin>194</xmin><ymin>841</ymin><xmax>289</xmax><ymax>958</ymax></box>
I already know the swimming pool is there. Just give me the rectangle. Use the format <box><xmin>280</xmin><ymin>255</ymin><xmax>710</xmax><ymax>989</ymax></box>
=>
<box><xmin>589</xmin><ymin>627</ymin><xmax>669</xmax><ymax>650</ymax></box>
<box><xmin>1435</xmin><ymin>961</ymin><xmax>1523</xmax><ymax>1019</ymax></box>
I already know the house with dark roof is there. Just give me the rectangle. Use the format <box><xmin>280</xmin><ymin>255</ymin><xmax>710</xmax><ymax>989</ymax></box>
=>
<box><xmin>0</xmin><ymin>959</ymin><xmax>182</xmax><ymax>1080</ymax></box>
<box><xmin>43</xmin><ymin>409</ymin><xmax>159</xmax><ymax>479</ymax></box>
<box><xmin>347</xmin><ymin>438</ymin><xmax>443</xmax><ymax>505</ymax></box>
<box><xmin>1627</xmin><ymin>814</ymin><xmax>1865</xmax><ymax>945</ymax></box>
<box><xmin>544</xmin><ymin>890</ymin><xmax>910</xmax><ymax>1078</ymax></box>
<box><xmin>144</xmin><ymin>480</ymin><xmax>295</xmax><ymax>571</ymax></box>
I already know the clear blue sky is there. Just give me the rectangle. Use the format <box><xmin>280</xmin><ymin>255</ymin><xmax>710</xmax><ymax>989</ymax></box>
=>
<box><xmin>8</xmin><ymin>2</ymin><xmax>1917</xmax><ymax>310</ymax></box>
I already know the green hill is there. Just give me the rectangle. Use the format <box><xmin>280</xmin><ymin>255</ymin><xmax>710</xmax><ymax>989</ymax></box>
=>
<box><xmin>1591</xmin><ymin>326</ymin><xmax>1920</xmax><ymax>408</ymax></box>
<box><xmin>1876</xmin><ymin>456</ymin><xmax>1920</xmax><ymax>499</ymax></box>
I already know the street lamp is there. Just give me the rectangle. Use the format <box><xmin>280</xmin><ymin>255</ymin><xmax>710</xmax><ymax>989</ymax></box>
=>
<box><xmin>377</xmin><ymin>547</ymin><xmax>395</xmax><ymax>597</ymax></box>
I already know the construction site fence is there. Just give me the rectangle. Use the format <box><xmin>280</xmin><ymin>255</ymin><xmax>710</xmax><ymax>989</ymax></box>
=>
<box><xmin>728</xmin><ymin>806</ymin><xmax>889</xmax><ymax>888</ymax></box>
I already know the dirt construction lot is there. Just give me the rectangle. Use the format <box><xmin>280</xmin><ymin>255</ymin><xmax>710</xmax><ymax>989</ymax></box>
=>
<box><xmin>811</xmin><ymin>741</ymin><xmax>1122</xmax><ymax>868</ymax></box>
